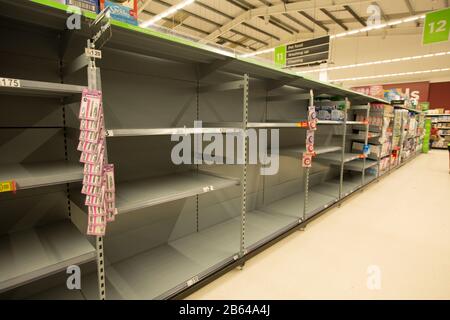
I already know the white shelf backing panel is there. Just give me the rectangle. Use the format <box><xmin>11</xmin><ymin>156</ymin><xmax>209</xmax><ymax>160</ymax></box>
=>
<box><xmin>281</xmin><ymin>145</ymin><xmax>342</xmax><ymax>157</ymax></box>
<box><xmin>107</xmin><ymin>127</ymin><xmax>242</xmax><ymax>137</ymax></box>
<box><xmin>0</xmin><ymin>161</ymin><xmax>83</xmax><ymax>190</ymax></box>
<box><xmin>344</xmin><ymin>159</ymin><xmax>378</xmax><ymax>172</ymax></box>
<box><xmin>316</xmin><ymin>152</ymin><xmax>361</xmax><ymax>164</ymax></box>
<box><xmin>116</xmin><ymin>171</ymin><xmax>240</xmax><ymax>214</ymax></box>
<box><xmin>0</xmin><ymin>78</ymin><xmax>85</xmax><ymax>98</ymax></box>
<box><xmin>0</xmin><ymin>220</ymin><xmax>96</xmax><ymax>293</ymax></box>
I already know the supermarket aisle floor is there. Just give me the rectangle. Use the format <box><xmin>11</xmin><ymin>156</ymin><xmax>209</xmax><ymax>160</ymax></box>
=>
<box><xmin>188</xmin><ymin>150</ymin><xmax>450</xmax><ymax>300</ymax></box>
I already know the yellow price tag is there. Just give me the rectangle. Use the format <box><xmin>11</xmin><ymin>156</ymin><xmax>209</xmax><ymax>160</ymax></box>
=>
<box><xmin>0</xmin><ymin>180</ymin><xmax>16</xmax><ymax>193</ymax></box>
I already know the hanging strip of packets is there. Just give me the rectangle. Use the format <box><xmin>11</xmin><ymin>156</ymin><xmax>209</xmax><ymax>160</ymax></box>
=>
<box><xmin>303</xmin><ymin>106</ymin><xmax>318</xmax><ymax>168</ymax></box>
<box><xmin>78</xmin><ymin>89</ymin><xmax>118</xmax><ymax>236</ymax></box>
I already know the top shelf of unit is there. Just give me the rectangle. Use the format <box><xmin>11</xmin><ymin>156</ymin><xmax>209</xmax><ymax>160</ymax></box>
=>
<box><xmin>0</xmin><ymin>78</ymin><xmax>85</xmax><ymax>98</ymax></box>
<box><xmin>0</xmin><ymin>0</ymin><xmax>388</xmax><ymax>105</ymax></box>
<box><xmin>115</xmin><ymin>171</ymin><xmax>240</xmax><ymax>214</ymax></box>
<box><xmin>0</xmin><ymin>161</ymin><xmax>83</xmax><ymax>190</ymax></box>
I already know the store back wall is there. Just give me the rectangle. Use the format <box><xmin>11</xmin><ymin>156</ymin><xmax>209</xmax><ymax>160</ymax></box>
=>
<box><xmin>429</xmin><ymin>82</ymin><xmax>450</xmax><ymax>111</ymax></box>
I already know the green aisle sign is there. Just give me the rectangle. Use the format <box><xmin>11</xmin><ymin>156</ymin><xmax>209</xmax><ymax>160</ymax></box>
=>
<box><xmin>274</xmin><ymin>45</ymin><xmax>286</xmax><ymax>66</ymax></box>
<box><xmin>422</xmin><ymin>119</ymin><xmax>432</xmax><ymax>153</ymax></box>
<box><xmin>423</xmin><ymin>8</ymin><xmax>450</xmax><ymax>45</ymax></box>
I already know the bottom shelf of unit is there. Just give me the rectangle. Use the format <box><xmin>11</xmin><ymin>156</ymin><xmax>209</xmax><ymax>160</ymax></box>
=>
<box><xmin>81</xmin><ymin>210</ymin><xmax>300</xmax><ymax>300</ymax></box>
<box><xmin>76</xmin><ymin>177</ymin><xmax>377</xmax><ymax>300</ymax></box>
<box><xmin>0</xmin><ymin>220</ymin><xmax>96</xmax><ymax>293</ymax></box>
<box><xmin>28</xmin><ymin>284</ymin><xmax>86</xmax><ymax>300</ymax></box>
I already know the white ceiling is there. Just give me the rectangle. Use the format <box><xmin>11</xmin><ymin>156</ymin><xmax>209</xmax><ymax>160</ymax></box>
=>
<box><xmin>137</xmin><ymin>0</ymin><xmax>450</xmax><ymax>86</ymax></box>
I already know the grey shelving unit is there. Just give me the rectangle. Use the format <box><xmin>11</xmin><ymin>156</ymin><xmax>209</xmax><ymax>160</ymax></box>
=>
<box><xmin>0</xmin><ymin>0</ymin><xmax>411</xmax><ymax>300</ymax></box>
<box><xmin>0</xmin><ymin>0</ymin><xmax>103</xmax><ymax>300</ymax></box>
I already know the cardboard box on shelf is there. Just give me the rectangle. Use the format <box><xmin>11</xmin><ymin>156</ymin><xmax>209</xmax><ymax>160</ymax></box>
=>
<box><xmin>100</xmin><ymin>0</ymin><xmax>138</xmax><ymax>25</ymax></box>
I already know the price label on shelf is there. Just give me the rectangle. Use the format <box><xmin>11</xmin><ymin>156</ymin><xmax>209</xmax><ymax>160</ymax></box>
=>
<box><xmin>0</xmin><ymin>180</ymin><xmax>16</xmax><ymax>193</ymax></box>
<box><xmin>0</xmin><ymin>78</ymin><xmax>21</xmax><ymax>88</ymax></box>
<box><xmin>85</xmin><ymin>48</ymin><xmax>102</xmax><ymax>59</ymax></box>
<box><xmin>203</xmin><ymin>185</ymin><xmax>215</xmax><ymax>193</ymax></box>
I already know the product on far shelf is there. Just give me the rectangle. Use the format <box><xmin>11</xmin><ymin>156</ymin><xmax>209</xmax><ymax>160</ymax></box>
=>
<box><xmin>100</xmin><ymin>0</ymin><xmax>138</xmax><ymax>25</ymax></box>
<box><xmin>59</xmin><ymin>0</ymin><xmax>100</xmax><ymax>12</ymax></box>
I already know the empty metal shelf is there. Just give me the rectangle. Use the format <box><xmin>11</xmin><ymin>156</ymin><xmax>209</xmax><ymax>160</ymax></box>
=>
<box><xmin>344</xmin><ymin>159</ymin><xmax>378</xmax><ymax>172</ymax></box>
<box><xmin>86</xmin><ymin>210</ymin><xmax>297</xmax><ymax>300</ymax></box>
<box><xmin>0</xmin><ymin>78</ymin><xmax>85</xmax><ymax>97</ymax></box>
<box><xmin>316</xmin><ymin>152</ymin><xmax>361</xmax><ymax>164</ymax></box>
<box><xmin>262</xmin><ymin>189</ymin><xmax>338</xmax><ymax>220</ymax></box>
<box><xmin>0</xmin><ymin>161</ymin><xmax>83</xmax><ymax>190</ymax></box>
<box><xmin>116</xmin><ymin>171</ymin><xmax>240</xmax><ymax>214</ymax></box>
<box><xmin>351</xmin><ymin>105</ymin><xmax>370</xmax><ymax>110</ymax></box>
<box><xmin>107</xmin><ymin>127</ymin><xmax>242</xmax><ymax>137</ymax></box>
<box><xmin>317</xmin><ymin>120</ymin><xmax>344</xmax><ymax>125</ymax></box>
<box><xmin>0</xmin><ymin>220</ymin><xmax>96</xmax><ymax>293</ymax></box>
<box><xmin>281</xmin><ymin>145</ymin><xmax>342</xmax><ymax>157</ymax></box>
<box><xmin>347</xmin><ymin>121</ymin><xmax>367</xmax><ymax>125</ymax></box>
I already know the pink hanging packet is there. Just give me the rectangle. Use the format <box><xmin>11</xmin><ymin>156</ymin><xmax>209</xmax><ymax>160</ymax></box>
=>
<box><xmin>83</xmin><ymin>174</ymin><xmax>103</xmax><ymax>187</ymax></box>
<box><xmin>77</xmin><ymin>141</ymin><xmax>99</xmax><ymax>154</ymax></box>
<box><xmin>79</xmin><ymin>130</ymin><xmax>100</xmax><ymax>143</ymax></box>
<box><xmin>84</xmin><ymin>163</ymin><xmax>103</xmax><ymax>176</ymax></box>
<box><xmin>89</xmin><ymin>215</ymin><xmax>106</xmax><ymax>225</ymax></box>
<box><xmin>82</xmin><ymin>184</ymin><xmax>103</xmax><ymax>196</ymax></box>
<box><xmin>105</xmin><ymin>191</ymin><xmax>115</xmax><ymax>203</ymax></box>
<box><xmin>103</xmin><ymin>164</ymin><xmax>115</xmax><ymax>192</ymax></box>
<box><xmin>87</xmin><ymin>224</ymin><xmax>106</xmax><ymax>236</ymax></box>
<box><xmin>79</xmin><ymin>89</ymin><xmax>102</xmax><ymax>121</ymax></box>
<box><xmin>80</xmin><ymin>117</ymin><xmax>102</xmax><ymax>132</ymax></box>
<box><xmin>80</xmin><ymin>151</ymin><xmax>102</xmax><ymax>165</ymax></box>
<box><xmin>85</xmin><ymin>194</ymin><xmax>103</xmax><ymax>206</ymax></box>
<box><xmin>88</xmin><ymin>205</ymin><xmax>106</xmax><ymax>216</ymax></box>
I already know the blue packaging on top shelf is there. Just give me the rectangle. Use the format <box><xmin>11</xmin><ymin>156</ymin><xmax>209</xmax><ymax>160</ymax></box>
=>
<box><xmin>100</xmin><ymin>0</ymin><xmax>138</xmax><ymax>26</ymax></box>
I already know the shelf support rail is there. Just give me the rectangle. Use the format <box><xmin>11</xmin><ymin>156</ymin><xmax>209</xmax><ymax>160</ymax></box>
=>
<box><xmin>302</xmin><ymin>89</ymin><xmax>314</xmax><ymax>223</ymax></box>
<box><xmin>362</xmin><ymin>103</ymin><xmax>370</xmax><ymax>185</ymax></box>
<box><xmin>339</xmin><ymin>98</ymin><xmax>349</xmax><ymax>199</ymax></box>
<box><xmin>240</xmin><ymin>74</ymin><xmax>249</xmax><ymax>259</ymax></box>
<box><xmin>86</xmin><ymin>39</ymin><xmax>107</xmax><ymax>301</ymax></box>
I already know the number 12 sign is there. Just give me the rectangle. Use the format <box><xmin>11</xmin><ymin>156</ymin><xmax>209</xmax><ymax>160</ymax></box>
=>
<box><xmin>423</xmin><ymin>8</ymin><xmax>450</xmax><ymax>45</ymax></box>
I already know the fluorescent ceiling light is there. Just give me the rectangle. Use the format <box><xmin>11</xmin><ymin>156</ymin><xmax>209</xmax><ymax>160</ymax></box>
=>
<box><xmin>240</xmin><ymin>48</ymin><xmax>274</xmax><ymax>58</ymax></box>
<box><xmin>140</xmin><ymin>0</ymin><xmax>195</xmax><ymax>28</ymax></box>
<box><xmin>298</xmin><ymin>51</ymin><xmax>450</xmax><ymax>74</ymax></box>
<box><xmin>329</xmin><ymin>68</ymin><xmax>450</xmax><ymax>82</ymax></box>
<box><xmin>239</xmin><ymin>14</ymin><xmax>426</xmax><ymax>58</ymax></box>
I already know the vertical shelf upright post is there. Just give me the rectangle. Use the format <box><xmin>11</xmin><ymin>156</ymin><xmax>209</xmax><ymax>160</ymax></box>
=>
<box><xmin>362</xmin><ymin>103</ymin><xmax>370</xmax><ymax>185</ymax></box>
<box><xmin>240</xmin><ymin>74</ymin><xmax>249</xmax><ymax>258</ymax></box>
<box><xmin>302</xmin><ymin>89</ymin><xmax>314</xmax><ymax>222</ymax></box>
<box><xmin>86</xmin><ymin>39</ymin><xmax>106</xmax><ymax>301</ymax></box>
<box><xmin>388</xmin><ymin>108</ymin><xmax>396</xmax><ymax>173</ymax></box>
<box><xmin>399</xmin><ymin>111</ymin><xmax>405</xmax><ymax>164</ymax></box>
<box><xmin>339</xmin><ymin>98</ymin><xmax>349</xmax><ymax>199</ymax></box>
